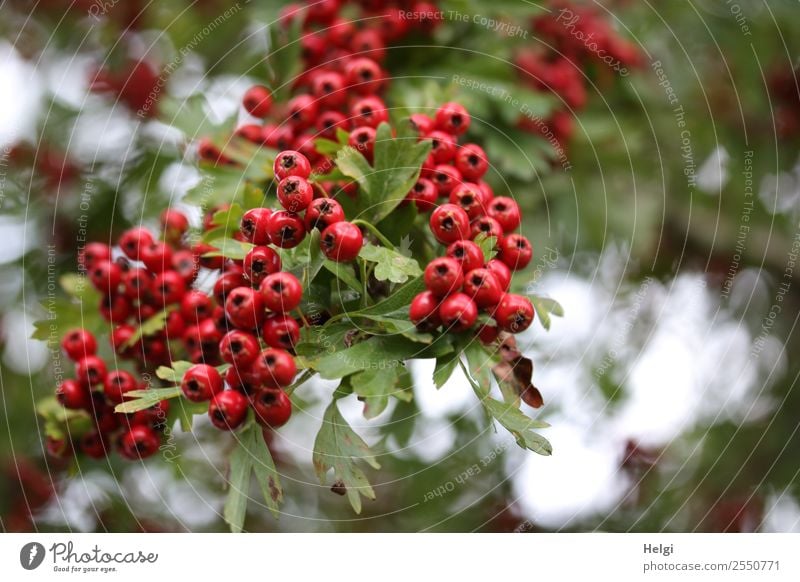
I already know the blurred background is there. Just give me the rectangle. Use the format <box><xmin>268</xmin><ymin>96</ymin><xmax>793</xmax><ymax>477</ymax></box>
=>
<box><xmin>1</xmin><ymin>0</ymin><xmax>799</xmax><ymax>532</ymax></box>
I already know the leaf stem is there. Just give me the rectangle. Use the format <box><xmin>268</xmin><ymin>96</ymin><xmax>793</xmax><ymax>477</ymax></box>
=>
<box><xmin>353</xmin><ymin>219</ymin><xmax>395</xmax><ymax>250</ymax></box>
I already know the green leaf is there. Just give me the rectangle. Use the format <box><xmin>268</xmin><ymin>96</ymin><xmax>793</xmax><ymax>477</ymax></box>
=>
<box><xmin>122</xmin><ymin>308</ymin><xmax>173</xmax><ymax>349</ymax></box>
<box><xmin>168</xmin><ymin>399</ymin><xmax>208</xmax><ymax>432</ymax></box>
<box><xmin>60</xmin><ymin>274</ymin><xmax>96</xmax><ymax>299</ymax></box>
<box><xmin>324</xmin><ymin>260</ymin><xmax>362</xmax><ymax>292</ymax></box>
<box><xmin>313</xmin><ymin>399</ymin><xmax>380</xmax><ymax>513</ymax></box>
<box><xmin>348</xmin><ymin>276</ymin><xmax>426</xmax><ymax>320</ymax></box>
<box><xmin>113</xmin><ymin>387</ymin><xmax>183</xmax><ymax>414</ymax></box>
<box><xmin>266</xmin><ymin>17</ymin><xmax>303</xmax><ymax>101</ymax></box>
<box><xmin>462</xmin><ymin>342</ymin><xmax>494</xmax><ymax>398</ymax></box>
<box><xmin>529</xmin><ymin>295</ymin><xmax>565</xmax><ymax>331</ymax></box>
<box><xmin>224</xmin><ymin>430</ymin><xmax>253</xmax><ymax>533</ymax></box>
<box><xmin>481</xmin><ymin>396</ymin><xmax>552</xmax><ymax>455</ymax></box>
<box><xmin>240</xmin><ymin>422</ymin><xmax>283</xmax><ymax>518</ymax></box>
<box><xmin>351</xmin><ymin>365</ymin><xmax>401</xmax><ymax>419</ymax></box>
<box><xmin>433</xmin><ymin>350</ymin><xmax>460</xmax><ymax>389</ymax></box>
<box><xmin>310</xmin><ymin>336</ymin><xmax>422</xmax><ymax>380</ymax></box>
<box><xmin>211</xmin><ymin>203</ymin><xmax>245</xmax><ymax>230</ymax></box>
<box><xmin>281</xmin><ymin>229</ymin><xmax>325</xmax><ymax>286</ymax></box>
<box><xmin>204</xmin><ymin>237</ymin><xmax>255</xmax><ymax>261</ymax></box>
<box><xmin>359</xmin><ymin>243</ymin><xmax>422</xmax><ymax>284</ymax></box>
<box><xmin>314</xmin><ymin>137</ymin><xmax>345</xmax><ymax>156</ymax></box>
<box><xmin>473</xmin><ymin>233</ymin><xmax>497</xmax><ymax>262</ymax></box>
<box><xmin>155</xmin><ymin>361</ymin><xmax>194</xmax><ymax>383</ymax></box>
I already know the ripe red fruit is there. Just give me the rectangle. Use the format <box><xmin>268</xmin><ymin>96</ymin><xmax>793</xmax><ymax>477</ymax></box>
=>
<box><xmin>139</xmin><ymin>241</ymin><xmax>173</xmax><ymax>273</ymax></box>
<box><xmin>225</xmin><ymin>366</ymin><xmax>258</xmax><ymax>395</ymax></box>
<box><xmin>193</xmin><ymin>242</ymin><xmax>224</xmax><ymax>270</ymax></box>
<box><xmin>428</xmin><ymin>130</ymin><xmax>457</xmax><ymax>163</ymax></box>
<box><xmin>56</xmin><ymin>378</ymin><xmax>91</xmax><ymax>409</ymax></box>
<box><xmin>243</xmin><ymin>246</ymin><xmax>282</xmax><ymax>285</ymax></box>
<box><xmin>79</xmin><ymin>242</ymin><xmax>111</xmax><ymax>271</ymax></box>
<box><xmin>471</xmin><ymin>216</ymin><xmax>505</xmax><ymax>243</ymax></box>
<box><xmin>119</xmin><ymin>425</ymin><xmax>160</xmax><ymax>460</ymax></box>
<box><xmin>499</xmin><ymin>234</ymin><xmax>533</xmax><ymax>270</ymax></box>
<box><xmin>304</xmin><ymin>198</ymin><xmax>345</xmax><ymax>231</ymax></box>
<box><xmin>430</xmin><ymin>204</ymin><xmax>470</xmax><ymax>244</ymax></box>
<box><xmin>181</xmin><ymin>290</ymin><xmax>214</xmax><ymax>322</ymax></box>
<box><xmin>103</xmin><ymin>369</ymin><xmax>139</xmax><ymax>404</ymax></box>
<box><xmin>213</xmin><ymin>267</ymin><xmax>247</xmax><ymax>305</ymax></box>
<box><xmin>274</xmin><ymin>150</ymin><xmax>312</xmax><ymax>180</ymax></box>
<box><xmin>267</xmin><ymin>210</ymin><xmax>306</xmax><ymax>248</ymax></box>
<box><xmin>312</xmin><ymin>70</ymin><xmax>347</xmax><ymax>108</ymax></box>
<box><xmin>486</xmin><ymin>259</ymin><xmax>512</xmax><ymax>291</ymax></box>
<box><xmin>487</xmin><ymin>196</ymin><xmax>521</xmax><ymax>232</ymax></box>
<box><xmin>219</xmin><ymin>330</ymin><xmax>260</xmax><ymax>367</ymax></box>
<box><xmin>277</xmin><ymin>176</ymin><xmax>314</xmax><ymax>212</ymax></box>
<box><xmin>225</xmin><ymin>286</ymin><xmax>266</xmax><ymax>330</ymax></box>
<box><xmin>345</xmin><ymin>57</ymin><xmax>383</xmax><ymax>94</ymax></box>
<box><xmin>240</xmin><ymin>208</ymin><xmax>273</xmax><ymax>245</ymax></box>
<box><xmin>172</xmin><ymin>250</ymin><xmax>199</xmax><ymax>283</ymax></box>
<box><xmin>122</xmin><ymin>268</ymin><xmax>153</xmax><ymax>302</ymax></box>
<box><xmin>251</xmin><ymin>348</ymin><xmax>297</xmax><ymax>388</ymax></box>
<box><xmin>75</xmin><ymin>355</ymin><xmax>108</xmax><ymax>387</ymax></box>
<box><xmin>262</xmin><ymin>313</ymin><xmax>300</xmax><ymax>350</ymax></box>
<box><xmin>160</xmin><ymin>209</ymin><xmax>189</xmax><ymax>243</ymax></box>
<box><xmin>316</xmin><ymin>110</ymin><xmax>348</xmax><ymax>139</ymax></box>
<box><xmin>350</xmin><ymin>96</ymin><xmax>389</xmax><ymax>128</ymax></box>
<box><xmin>321</xmin><ymin>221</ymin><xmax>363</xmax><ymax>262</ymax></box>
<box><xmin>181</xmin><ymin>364</ymin><xmax>224</xmax><ymax>402</ymax></box>
<box><xmin>424</xmin><ymin>257</ymin><xmax>464</xmax><ymax>297</ymax></box>
<box><xmin>407</xmin><ymin>177</ymin><xmax>438</xmax><ymax>212</ymax></box>
<box><xmin>455</xmin><ymin>143</ymin><xmax>489</xmax><ymax>181</ymax></box>
<box><xmin>260</xmin><ymin>272</ymin><xmax>303</xmax><ymax>313</ymax></box>
<box><xmin>349</xmin><ymin>126</ymin><xmax>377</xmax><ymax>160</ymax></box>
<box><xmin>431</xmin><ymin>164</ymin><xmax>462</xmax><ymax>196</ymax></box>
<box><xmin>88</xmin><ymin>260</ymin><xmax>122</xmax><ymax>293</ymax></box>
<box><xmin>494</xmin><ymin>294</ymin><xmax>535</xmax><ymax>333</ymax></box>
<box><xmin>409</xmin><ymin>291</ymin><xmax>441</xmax><ymax>331</ymax></box>
<box><xmin>263</xmin><ymin>124</ymin><xmax>295</xmax><ymax>151</ymax></box>
<box><xmin>463</xmin><ymin>268</ymin><xmax>503</xmax><ymax>308</ymax></box>
<box><xmin>439</xmin><ymin>292</ymin><xmax>478</xmax><ymax>332</ymax></box>
<box><xmin>164</xmin><ymin>311</ymin><xmax>186</xmax><ymax>340</ymax></box>
<box><xmin>152</xmin><ymin>270</ymin><xmax>187</xmax><ymax>306</ymax></box>
<box><xmin>243</xmin><ymin>85</ymin><xmax>273</xmax><ymax>118</ymax></box>
<box><xmin>99</xmin><ymin>294</ymin><xmax>130</xmax><ymax>323</ymax></box>
<box><xmin>287</xmin><ymin>94</ymin><xmax>319</xmax><ymax>131</ymax></box>
<box><xmin>478</xmin><ymin>324</ymin><xmax>499</xmax><ymax>344</ymax></box>
<box><xmin>446</xmin><ymin>240</ymin><xmax>485</xmax><ymax>273</ymax></box>
<box><xmin>80</xmin><ymin>431</ymin><xmax>108</xmax><ymax>459</ymax></box>
<box><xmin>235</xmin><ymin>123</ymin><xmax>265</xmax><ymax>144</ymax></box>
<box><xmin>435</xmin><ymin>101</ymin><xmax>471</xmax><ymax>135</ymax></box>
<box><xmin>110</xmin><ymin>324</ymin><xmax>136</xmax><ymax>358</ymax></box>
<box><xmin>119</xmin><ymin>227</ymin><xmax>154</xmax><ymax>260</ymax></box>
<box><xmin>253</xmin><ymin>389</ymin><xmax>293</xmax><ymax>428</ymax></box>
<box><xmin>208</xmin><ymin>390</ymin><xmax>249</xmax><ymax>430</ymax></box>
<box><xmin>61</xmin><ymin>328</ymin><xmax>97</xmax><ymax>361</ymax></box>
<box><xmin>449</xmin><ymin>183</ymin><xmax>486</xmax><ymax>219</ymax></box>
<box><xmin>351</xmin><ymin>28</ymin><xmax>386</xmax><ymax>61</ymax></box>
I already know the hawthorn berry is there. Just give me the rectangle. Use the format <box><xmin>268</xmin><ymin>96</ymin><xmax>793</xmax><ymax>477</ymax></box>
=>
<box><xmin>172</xmin><ymin>250</ymin><xmax>199</xmax><ymax>283</ymax></box>
<box><xmin>449</xmin><ymin>183</ymin><xmax>486</xmax><ymax>220</ymax></box>
<box><xmin>110</xmin><ymin>324</ymin><xmax>136</xmax><ymax>357</ymax></box>
<box><xmin>439</xmin><ymin>292</ymin><xmax>478</xmax><ymax>332</ymax></box>
<box><xmin>268</xmin><ymin>210</ymin><xmax>306</xmax><ymax>249</ymax></box>
<box><xmin>321</xmin><ymin>221</ymin><xmax>363</xmax><ymax>262</ymax></box>
<box><xmin>349</xmin><ymin>126</ymin><xmax>377</xmax><ymax>160</ymax></box>
<box><xmin>160</xmin><ymin>209</ymin><xmax>189</xmax><ymax>243</ymax></box>
<box><xmin>181</xmin><ymin>364</ymin><xmax>224</xmax><ymax>402</ymax></box>
<box><xmin>240</xmin><ymin>208</ymin><xmax>273</xmax><ymax>245</ymax></box>
<box><xmin>410</xmin><ymin>113</ymin><xmax>435</xmax><ymax>135</ymax></box>
<box><xmin>208</xmin><ymin>390</ymin><xmax>249</xmax><ymax>430</ymax></box>
<box><xmin>316</xmin><ymin>110</ymin><xmax>348</xmax><ymax>139</ymax></box>
<box><xmin>56</xmin><ymin>378</ymin><xmax>91</xmax><ymax>409</ymax></box>
<box><xmin>430</xmin><ymin>204</ymin><xmax>470</xmax><ymax>244</ymax></box>
<box><xmin>407</xmin><ymin>177</ymin><xmax>438</xmax><ymax>212</ymax></box>
<box><xmin>219</xmin><ymin>330</ymin><xmax>260</xmax><ymax>367</ymax></box>
<box><xmin>152</xmin><ymin>270</ymin><xmax>187</xmax><ymax>306</ymax></box>
<box><xmin>424</xmin><ymin>257</ymin><xmax>464</xmax><ymax>297</ymax></box>
<box><xmin>486</xmin><ymin>259</ymin><xmax>512</xmax><ymax>291</ymax></box>
<box><xmin>471</xmin><ymin>216</ymin><xmax>505</xmax><ymax>243</ymax></box>
<box><xmin>431</xmin><ymin>164</ymin><xmax>462</xmax><ymax>196</ymax></box>
<box><xmin>455</xmin><ymin>143</ymin><xmax>489</xmax><ymax>181</ymax></box>
<box><xmin>262</xmin><ymin>313</ymin><xmax>300</xmax><ymax>350</ymax></box>
<box><xmin>250</xmin><ymin>348</ymin><xmax>297</xmax><ymax>388</ymax></box>
<box><xmin>446</xmin><ymin>240</ymin><xmax>485</xmax><ymax>273</ymax></box>
<box><xmin>463</xmin><ymin>268</ymin><xmax>503</xmax><ymax>308</ymax></box>
<box><xmin>260</xmin><ymin>272</ymin><xmax>303</xmax><ymax>313</ymax></box>
<box><xmin>139</xmin><ymin>241</ymin><xmax>173</xmax><ymax>273</ymax></box>
<box><xmin>225</xmin><ymin>287</ymin><xmax>266</xmax><ymax>330</ymax></box>
<box><xmin>181</xmin><ymin>290</ymin><xmax>214</xmax><ymax>322</ymax></box>
<box><xmin>243</xmin><ymin>245</ymin><xmax>282</xmax><ymax>285</ymax></box>
<box><xmin>61</xmin><ymin>328</ymin><xmax>97</xmax><ymax>361</ymax></box>
<box><xmin>312</xmin><ymin>71</ymin><xmax>347</xmax><ymax>108</ymax></box>
<box><xmin>75</xmin><ymin>355</ymin><xmax>107</xmax><ymax>387</ymax></box>
<box><xmin>428</xmin><ymin>130</ymin><xmax>457</xmax><ymax>163</ymax></box>
<box><xmin>235</xmin><ymin>123</ymin><xmax>265</xmax><ymax>144</ymax></box>
<box><xmin>118</xmin><ymin>227</ymin><xmax>154</xmax><ymax>260</ymax></box>
<box><xmin>351</xmin><ymin>28</ymin><xmax>386</xmax><ymax>61</ymax></box>
<box><xmin>304</xmin><ymin>197</ymin><xmax>345</xmax><ymax>231</ymax></box>
<box><xmin>99</xmin><ymin>294</ymin><xmax>130</xmax><ymax>323</ymax></box>
<box><xmin>243</xmin><ymin>85</ymin><xmax>273</xmax><ymax>118</ymax></box>
<box><xmin>253</xmin><ymin>389</ymin><xmax>293</xmax><ymax>428</ymax></box>
<box><xmin>435</xmin><ymin>101</ymin><xmax>470</xmax><ymax>135</ymax></box>
<box><xmin>494</xmin><ymin>294</ymin><xmax>535</xmax><ymax>333</ymax></box>
<box><xmin>287</xmin><ymin>94</ymin><xmax>319</xmax><ymax>131</ymax></box>
<box><xmin>119</xmin><ymin>425</ymin><xmax>160</xmax><ymax>460</ymax></box>
<box><xmin>409</xmin><ymin>290</ymin><xmax>441</xmax><ymax>332</ymax></box>
<box><xmin>274</xmin><ymin>150</ymin><xmax>311</xmax><ymax>180</ymax></box>
<box><xmin>499</xmin><ymin>233</ymin><xmax>533</xmax><ymax>270</ymax></box>
<box><xmin>80</xmin><ymin>242</ymin><xmax>111</xmax><ymax>271</ymax></box>
<box><xmin>103</xmin><ymin>369</ymin><xmax>138</xmax><ymax>404</ymax></box>
<box><xmin>88</xmin><ymin>260</ymin><xmax>122</xmax><ymax>293</ymax></box>
<box><xmin>487</xmin><ymin>197</ymin><xmax>521</xmax><ymax>232</ymax></box>
<box><xmin>478</xmin><ymin>324</ymin><xmax>499</xmax><ymax>344</ymax></box>
<box><xmin>350</xmin><ymin>96</ymin><xmax>389</xmax><ymax>128</ymax></box>
<box><xmin>80</xmin><ymin>431</ymin><xmax>108</xmax><ymax>459</ymax></box>
<box><xmin>345</xmin><ymin>57</ymin><xmax>383</xmax><ymax>95</ymax></box>
<box><xmin>213</xmin><ymin>267</ymin><xmax>247</xmax><ymax>305</ymax></box>
<box><xmin>278</xmin><ymin>176</ymin><xmax>314</xmax><ymax>213</ymax></box>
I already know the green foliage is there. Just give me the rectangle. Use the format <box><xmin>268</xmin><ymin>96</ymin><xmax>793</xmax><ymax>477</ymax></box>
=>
<box><xmin>358</xmin><ymin>243</ymin><xmax>423</xmax><ymax>284</ymax></box>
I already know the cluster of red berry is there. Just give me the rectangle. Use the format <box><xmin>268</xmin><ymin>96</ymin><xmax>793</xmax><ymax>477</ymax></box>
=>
<box><xmin>407</xmin><ymin>103</ymin><xmax>535</xmax><ymax>341</ymax></box>
<box><xmin>515</xmin><ymin>1</ymin><xmax>641</xmax><ymax>146</ymax></box>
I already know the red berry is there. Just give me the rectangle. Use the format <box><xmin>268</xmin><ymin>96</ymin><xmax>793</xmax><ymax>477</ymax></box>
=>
<box><xmin>345</xmin><ymin>57</ymin><xmax>383</xmax><ymax>95</ymax></box>
<box><xmin>277</xmin><ymin>176</ymin><xmax>314</xmax><ymax>213</ymax></box>
<box><xmin>251</xmin><ymin>348</ymin><xmax>297</xmax><ymax>388</ymax></box>
<box><xmin>259</xmin><ymin>272</ymin><xmax>302</xmax><ymax>313</ymax></box>
<box><xmin>193</xmin><ymin>242</ymin><xmax>224</xmax><ymax>270</ymax></box>
<box><xmin>181</xmin><ymin>364</ymin><xmax>224</xmax><ymax>402</ymax></box>
<box><xmin>449</xmin><ymin>182</ymin><xmax>486</xmax><ymax>220</ymax></box>
<box><xmin>499</xmin><ymin>234</ymin><xmax>533</xmax><ymax>270</ymax></box>
<box><xmin>80</xmin><ymin>431</ymin><xmax>108</xmax><ymax>459</ymax></box>
<box><xmin>198</xmin><ymin>317</ymin><xmax>223</xmax><ymax>352</ymax></box>
<box><xmin>139</xmin><ymin>241</ymin><xmax>173</xmax><ymax>273</ymax></box>
<box><xmin>118</xmin><ymin>227</ymin><xmax>154</xmax><ymax>260</ymax></box>
<box><xmin>407</xmin><ymin>177</ymin><xmax>438</xmax><ymax>212</ymax></box>
<box><xmin>56</xmin><ymin>378</ymin><xmax>91</xmax><ymax>409</ymax></box>
<box><xmin>225</xmin><ymin>286</ymin><xmax>266</xmax><ymax>330</ymax></box>
<box><xmin>494</xmin><ymin>294</ymin><xmax>534</xmax><ymax>333</ymax></box>
<box><xmin>75</xmin><ymin>355</ymin><xmax>107</xmax><ymax>387</ymax></box>
<box><xmin>435</xmin><ymin>101</ymin><xmax>471</xmax><ymax>135</ymax></box>
<box><xmin>172</xmin><ymin>249</ymin><xmax>199</xmax><ymax>283</ymax></box>
<box><xmin>274</xmin><ymin>150</ymin><xmax>311</xmax><ymax>180</ymax></box>
<box><xmin>253</xmin><ymin>389</ymin><xmax>293</xmax><ymax>428</ymax></box>
<box><xmin>350</xmin><ymin>96</ymin><xmax>388</xmax><ymax>128</ymax></box>
<box><xmin>430</xmin><ymin>204</ymin><xmax>470</xmax><ymax>244</ymax></box>
<box><xmin>424</xmin><ymin>257</ymin><xmax>464</xmax><ymax>297</ymax></box>
<box><xmin>439</xmin><ymin>292</ymin><xmax>478</xmax><ymax>332</ymax></box>
<box><xmin>152</xmin><ymin>270</ymin><xmax>187</xmax><ymax>306</ymax></box>
<box><xmin>431</xmin><ymin>164</ymin><xmax>462</xmax><ymax>196</ymax></box>
<box><xmin>463</xmin><ymin>268</ymin><xmax>503</xmax><ymax>308</ymax></box>
<box><xmin>486</xmin><ymin>259</ymin><xmax>512</xmax><ymax>291</ymax></box>
<box><xmin>181</xmin><ymin>290</ymin><xmax>214</xmax><ymax>322</ymax></box>
<box><xmin>99</xmin><ymin>293</ymin><xmax>130</xmax><ymax>323</ymax></box>
<box><xmin>409</xmin><ymin>113</ymin><xmax>435</xmax><ymax>135</ymax></box>
<box><xmin>79</xmin><ymin>242</ymin><xmax>111</xmax><ymax>271</ymax></box>
<box><xmin>164</xmin><ymin>310</ymin><xmax>186</xmax><ymax>340</ymax></box>
<box><xmin>263</xmin><ymin>125</ymin><xmax>295</xmax><ymax>151</ymax></box>
<box><xmin>471</xmin><ymin>216</ymin><xmax>505</xmax><ymax>243</ymax></box>
<box><xmin>61</xmin><ymin>328</ymin><xmax>97</xmax><ymax>361</ymax></box>
<box><xmin>428</xmin><ymin>130</ymin><xmax>457</xmax><ymax>163</ymax></box>
<box><xmin>88</xmin><ymin>260</ymin><xmax>122</xmax><ymax>294</ymax></box>
<box><xmin>262</xmin><ymin>313</ymin><xmax>300</xmax><ymax>350</ymax></box>
<box><xmin>487</xmin><ymin>196</ymin><xmax>521</xmax><ymax>232</ymax></box>
<box><xmin>328</xmin><ymin>17</ymin><xmax>356</xmax><ymax>48</ymax></box>
<box><xmin>46</xmin><ymin>436</ymin><xmax>72</xmax><ymax>459</ymax></box>
<box><xmin>317</xmin><ymin>111</ymin><xmax>348</xmax><ymax>141</ymax></box>
<box><xmin>213</xmin><ymin>267</ymin><xmax>247</xmax><ymax>305</ymax></box>
<box><xmin>225</xmin><ymin>366</ymin><xmax>258</xmax><ymax>395</ymax></box>
<box><xmin>110</xmin><ymin>324</ymin><xmax>136</xmax><ymax>357</ymax></box>
<box><xmin>478</xmin><ymin>324</ymin><xmax>499</xmax><ymax>344</ymax></box>
<box><xmin>351</xmin><ymin>29</ymin><xmax>386</xmax><ymax>61</ymax></box>
<box><xmin>267</xmin><ymin>210</ymin><xmax>306</xmax><ymax>248</ymax></box>
<box><xmin>446</xmin><ymin>240</ymin><xmax>485</xmax><ymax>273</ymax></box>
<box><xmin>321</xmin><ymin>221</ymin><xmax>363</xmax><ymax>262</ymax></box>
<box><xmin>243</xmin><ymin>245</ymin><xmax>282</xmax><ymax>285</ymax></box>
<box><xmin>455</xmin><ymin>143</ymin><xmax>489</xmax><ymax>181</ymax></box>
<box><xmin>119</xmin><ymin>425</ymin><xmax>160</xmax><ymax>460</ymax></box>
<box><xmin>219</xmin><ymin>330</ymin><xmax>260</xmax><ymax>368</ymax></box>
<box><xmin>243</xmin><ymin>85</ymin><xmax>272</xmax><ymax>118</ymax></box>
<box><xmin>409</xmin><ymin>291</ymin><xmax>441</xmax><ymax>332</ymax></box>
<box><xmin>208</xmin><ymin>390</ymin><xmax>249</xmax><ymax>430</ymax></box>
<box><xmin>240</xmin><ymin>208</ymin><xmax>272</xmax><ymax>245</ymax></box>
<box><xmin>304</xmin><ymin>197</ymin><xmax>344</xmax><ymax>231</ymax></box>
<box><xmin>348</xmin><ymin>126</ymin><xmax>377</xmax><ymax>160</ymax></box>
<box><xmin>287</xmin><ymin>94</ymin><xmax>318</xmax><ymax>131</ymax></box>
<box><xmin>235</xmin><ymin>123</ymin><xmax>265</xmax><ymax>144</ymax></box>
<box><xmin>312</xmin><ymin>71</ymin><xmax>347</xmax><ymax>108</ymax></box>
<box><xmin>104</xmin><ymin>369</ymin><xmax>139</xmax><ymax>404</ymax></box>
<box><xmin>160</xmin><ymin>209</ymin><xmax>189</xmax><ymax>243</ymax></box>
<box><xmin>122</xmin><ymin>268</ymin><xmax>153</xmax><ymax>301</ymax></box>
